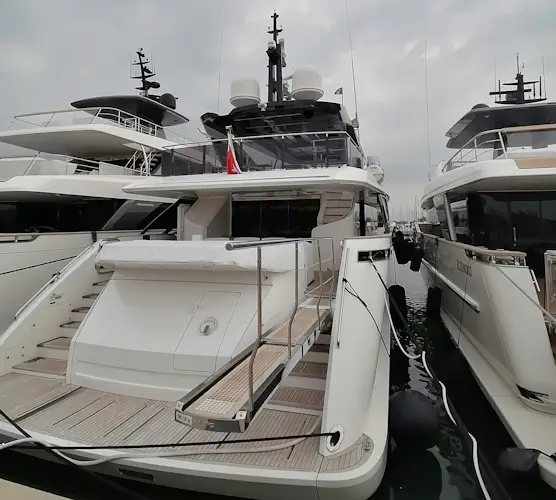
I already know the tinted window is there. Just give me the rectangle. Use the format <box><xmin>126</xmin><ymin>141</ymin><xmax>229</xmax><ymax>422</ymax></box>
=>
<box><xmin>468</xmin><ymin>193</ymin><xmax>511</xmax><ymax>248</ymax></box>
<box><xmin>354</xmin><ymin>191</ymin><xmax>388</xmax><ymax>235</ymax></box>
<box><xmin>232</xmin><ymin>199</ymin><xmax>320</xmax><ymax>238</ymax></box>
<box><xmin>102</xmin><ymin>200</ymin><xmax>176</xmax><ymax>231</ymax></box>
<box><xmin>379</xmin><ymin>194</ymin><xmax>390</xmax><ymax>232</ymax></box>
<box><xmin>433</xmin><ymin>195</ymin><xmax>451</xmax><ymax>240</ymax></box>
<box><xmin>0</xmin><ymin>204</ymin><xmax>17</xmax><ymax>232</ymax></box>
<box><xmin>0</xmin><ymin>199</ymin><xmax>122</xmax><ymax>233</ymax></box>
<box><xmin>467</xmin><ymin>192</ymin><xmax>556</xmax><ymax>276</ymax></box>
<box><xmin>451</xmin><ymin>200</ymin><xmax>471</xmax><ymax>243</ymax></box>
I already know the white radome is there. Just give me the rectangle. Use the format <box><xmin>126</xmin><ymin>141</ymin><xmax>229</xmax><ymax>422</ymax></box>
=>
<box><xmin>230</xmin><ymin>77</ymin><xmax>261</xmax><ymax>108</ymax></box>
<box><xmin>291</xmin><ymin>66</ymin><xmax>324</xmax><ymax>101</ymax></box>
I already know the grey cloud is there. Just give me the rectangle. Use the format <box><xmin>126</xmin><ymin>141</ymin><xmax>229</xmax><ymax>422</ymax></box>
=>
<box><xmin>1</xmin><ymin>0</ymin><xmax>556</xmax><ymax>217</ymax></box>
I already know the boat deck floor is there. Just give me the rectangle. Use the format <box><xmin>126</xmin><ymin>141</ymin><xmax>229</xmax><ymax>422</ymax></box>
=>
<box><xmin>0</xmin><ymin>372</ymin><xmax>368</xmax><ymax>474</ymax></box>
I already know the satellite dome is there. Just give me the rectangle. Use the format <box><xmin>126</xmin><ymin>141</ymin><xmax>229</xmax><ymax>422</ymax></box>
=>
<box><xmin>291</xmin><ymin>66</ymin><xmax>324</xmax><ymax>101</ymax></box>
<box><xmin>159</xmin><ymin>93</ymin><xmax>177</xmax><ymax>109</ymax></box>
<box><xmin>230</xmin><ymin>77</ymin><xmax>261</xmax><ymax>108</ymax></box>
<box><xmin>471</xmin><ymin>103</ymin><xmax>489</xmax><ymax>110</ymax></box>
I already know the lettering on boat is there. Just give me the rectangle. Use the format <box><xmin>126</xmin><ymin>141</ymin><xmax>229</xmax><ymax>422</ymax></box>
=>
<box><xmin>456</xmin><ymin>260</ymin><xmax>472</xmax><ymax>277</ymax></box>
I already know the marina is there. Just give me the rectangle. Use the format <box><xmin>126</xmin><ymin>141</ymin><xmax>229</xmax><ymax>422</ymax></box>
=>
<box><xmin>2</xmin><ymin>2</ymin><xmax>556</xmax><ymax>499</ymax></box>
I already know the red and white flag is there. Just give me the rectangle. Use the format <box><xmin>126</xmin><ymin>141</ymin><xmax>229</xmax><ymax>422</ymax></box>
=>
<box><xmin>226</xmin><ymin>128</ymin><xmax>242</xmax><ymax>175</ymax></box>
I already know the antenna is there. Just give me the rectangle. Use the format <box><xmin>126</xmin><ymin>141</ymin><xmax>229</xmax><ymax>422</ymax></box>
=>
<box><xmin>489</xmin><ymin>55</ymin><xmax>546</xmax><ymax>105</ymax></box>
<box><xmin>266</xmin><ymin>11</ymin><xmax>284</xmax><ymax>102</ymax></box>
<box><xmin>424</xmin><ymin>2</ymin><xmax>432</xmax><ymax>182</ymax></box>
<box><xmin>542</xmin><ymin>56</ymin><xmax>547</xmax><ymax>99</ymax></box>
<box><xmin>493</xmin><ymin>59</ymin><xmax>497</xmax><ymax>96</ymax></box>
<box><xmin>131</xmin><ymin>48</ymin><xmax>160</xmax><ymax>97</ymax></box>
<box><xmin>344</xmin><ymin>0</ymin><xmax>359</xmax><ymax>136</ymax></box>
<box><xmin>216</xmin><ymin>26</ymin><xmax>223</xmax><ymax>113</ymax></box>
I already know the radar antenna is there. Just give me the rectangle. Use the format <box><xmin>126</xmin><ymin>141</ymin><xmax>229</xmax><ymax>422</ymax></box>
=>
<box><xmin>489</xmin><ymin>53</ymin><xmax>547</xmax><ymax>105</ymax></box>
<box><xmin>266</xmin><ymin>12</ymin><xmax>286</xmax><ymax>103</ymax></box>
<box><xmin>131</xmin><ymin>49</ymin><xmax>161</xmax><ymax>97</ymax></box>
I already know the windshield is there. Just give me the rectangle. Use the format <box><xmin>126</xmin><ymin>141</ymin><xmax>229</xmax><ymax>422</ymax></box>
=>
<box><xmin>161</xmin><ymin>132</ymin><xmax>364</xmax><ymax>176</ymax></box>
<box><xmin>504</xmin><ymin>127</ymin><xmax>556</xmax><ymax>152</ymax></box>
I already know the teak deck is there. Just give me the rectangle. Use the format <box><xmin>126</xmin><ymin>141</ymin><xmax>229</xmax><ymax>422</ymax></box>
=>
<box><xmin>0</xmin><ymin>372</ymin><xmax>370</xmax><ymax>473</ymax></box>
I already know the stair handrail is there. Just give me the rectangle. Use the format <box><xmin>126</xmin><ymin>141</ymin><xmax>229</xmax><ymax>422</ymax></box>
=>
<box><xmin>14</xmin><ymin>239</ymin><xmax>115</xmax><ymax>320</ymax></box>
<box><xmin>225</xmin><ymin>236</ymin><xmax>336</xmax><ymax>420</ymax></box>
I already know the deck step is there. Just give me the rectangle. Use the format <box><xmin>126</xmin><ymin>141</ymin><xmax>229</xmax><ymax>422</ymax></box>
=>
<box><xmin>269</xmin><ymin>387</ymin><xmax>324</xmax><ymax>411</ymax></box>
<box><xmin>82</xmin><ymin>293</ymin><xmax>99</xmax><ymax>299</ymax></box>
<box><xmin>92</xmin><ymin>279</ymin><xmax>109</xmax><ymax>286</ymax></box>
<box><xmin>37</xmin><ymin>337</ymin><xmax>71</xmax><ymax>350</ymax></box>
<box><xmin>306</xmin><ymin>272</ymin><xmax>338</xmax><ymax>298</ymax></box>
<box><xmin>60</xmin><ymin>320</ymin><xmax>81</xmax><ymax>329</ymax></box>
<box><xmin>13</xmin><ymin>357</ymin><xmax>67</xmax><ymax>377</ymax></box>
<box><xmin>175</xmin><ymin>308</ymin><xmax>330</xmax><ymax>433</ymax></box>
<box><xmin>71</xmin><ymin>306</ymin><xmax>90</xmax><ymax>313</ymax></box>
<box><xmin>310</xmin><ymin>343</ymin><xmax>330</xmax><ymax>353</ymax></box>
<box><xmin>264</xmin><ymin>308</ymin><xmax>328</xmax><ymax>346</ymax></box>
<box><xmin>290</xmin><ymin>361</ymin><xmax>327</xmax><ymax>379</ymax></box>
<box><xmin>176</xmin><ymin>344</ymin><xmax>286</xmax><ymax>433</ymax></box>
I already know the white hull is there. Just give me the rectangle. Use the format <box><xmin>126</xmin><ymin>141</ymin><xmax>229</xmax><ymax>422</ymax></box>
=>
<box><xmin>0</xmin><ymin>235</ymin><xmax>391</xmax><ymax>499</ymax></box>
<box><xmin>419</xmin><ymin>233</ymin><xmax>556</xmax><ymax>489</ymax></box>
<box><xmin>0</xmin><ymin>336</ymin><xmax>388</xmax><ymax>500</ymax></box>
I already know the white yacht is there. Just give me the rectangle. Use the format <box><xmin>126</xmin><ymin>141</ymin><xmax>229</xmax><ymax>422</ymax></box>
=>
<box><xmin>416</xmin><ymin>62</ymin><xmax>556</xmax><ymax>489</ymax></box>
<box><xmin>0</xmin><ymin>15</ymin><xmax>392</xmax><ymax>500</ymax></box>
<box><xmin>0</xmin><ymin>50</ymin><xmax>189</xmax><ymax>331</ymax></box>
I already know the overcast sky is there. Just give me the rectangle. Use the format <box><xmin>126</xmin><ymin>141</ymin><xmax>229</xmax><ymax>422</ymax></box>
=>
<box><xmin>1</xmin><ymin>0</ymin><xmax>555</xmax><ymax>218</ymax></box>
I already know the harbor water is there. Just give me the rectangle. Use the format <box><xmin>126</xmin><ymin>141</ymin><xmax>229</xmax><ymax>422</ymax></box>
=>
<box><xmin>0</xmin><ymin>263</ymin><xmax>553</xmax><ymax>500</ymax></box>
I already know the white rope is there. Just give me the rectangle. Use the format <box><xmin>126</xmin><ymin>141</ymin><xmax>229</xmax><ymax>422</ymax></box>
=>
<box><xmin>377</xmin><ymin>256</ymin><xmax>492</xmax><ymax>499</ymax></box>
<box><xmin>420</xmin><ymin>352</ymin><xmax>491</xmax><ymax>500</ymax></box>
<box><xmin>385</xmin><ymin>296</ymin><xmax>419</xmax><ymax>360</ymax></box>
<box><xmin>0</xmin><ymin>420</ymin><xmax>320</xmax><ymax>468</ymax></box>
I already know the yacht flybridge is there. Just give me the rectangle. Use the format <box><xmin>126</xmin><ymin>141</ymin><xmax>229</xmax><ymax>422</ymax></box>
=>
<box><xmin>0</xmin><ymin>49</ymin><xmax>189</xmax><ymax>179</ymax></box>
<box><xmin>0</xmin><ymin>14</ymin><xmax>391</xmax><ymax>500</ymax></box>
<box><xmin>417</xmin><ymin>59</ymin><xmax>556</xmax><ymax>489</ymax></box>
<box><xmin>0</xmin><ymin>50</ymin><xmax>188</xmax><ymax>332</ymax></box>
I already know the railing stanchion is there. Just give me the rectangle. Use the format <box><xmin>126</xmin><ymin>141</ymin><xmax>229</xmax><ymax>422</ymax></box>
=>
<box><xmin>247</xmin><ymin>246</ymin><xmax>263</xmax><ymax>418</ymax></box>
<box><xmin>287</xmin><ymin>242</ymin><xmax>299</xmax><ymax>359</ymax></box>
<box><xmin>498</xmin><ymin>131</ymin><xmax>507</xmax><ymax>158</ymax></box>
<box><xmin>316</xmin><ymin>240</ymin><xmax>323</xmax><ymax>332</ymax></box>
<box><xmin>330</xmin><ymin>240</ymin><xmax>336</xmax><ymax>303</ymax></box>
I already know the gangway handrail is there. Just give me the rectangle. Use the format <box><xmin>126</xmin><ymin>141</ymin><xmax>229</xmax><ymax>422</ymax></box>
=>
<box><xmin>225</xmin><ymin>236</ymin><xmax>336</xmax><ymax>418</ymax></box>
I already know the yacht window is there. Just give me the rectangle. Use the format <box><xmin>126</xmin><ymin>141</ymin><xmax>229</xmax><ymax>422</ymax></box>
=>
<box><xmin>379</xmin><ymin>194</ymin><xmax>390</xmax><ymax>232</ymax></box>
<box><xmin>102</xmin><ymin>200</ymin><xmax>176</xmax><ymax>231</ymax></box>
<box><xmin>468</xmin><ymin>192</ymin><xmax>556</xmax><ymax>277</ymax></box>
<box><xmin>0</xmin><ymin>199</ymin><xmax>123</xmax><ymax>233</ymax></box>
<box><xmin>355</xmin><ymin>191</ymin><xmax>388</xmax><ymax>235</ymax></box>
<box><xmin>450</xmin><ymin>200</ymin><xmax>471</xmax><ymax>243</ymax></box>
<box><xmin>232</xmin><ymin>199</ymin><xmax>320</xmax><ymax>238</ymax></box>
<box><xmin>0</xmin><ymin>204</ymin><xmax>18</xmax><ymax>232</ymax></box>
<box><xmin>423</xmin><ymin>209</ymin><xmax>444</xmax><ymax>237</ymax></box>
<box><xmin>433</xmin><ymin>195</ymin><xmax>451</xmax><ymax>240</ymax></box>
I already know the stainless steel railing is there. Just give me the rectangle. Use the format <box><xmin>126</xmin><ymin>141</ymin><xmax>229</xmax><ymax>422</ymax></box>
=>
<box><xmin>225</xmin><ymin>237</ymin><xmax>336</xmax><ymax>417</ymax></box>
<box><xmin>10</xmin><ymin>107</ymin><xmax>191</xmax><ymax>144</ymax></box>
